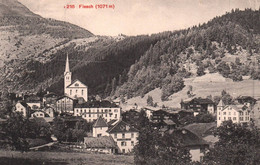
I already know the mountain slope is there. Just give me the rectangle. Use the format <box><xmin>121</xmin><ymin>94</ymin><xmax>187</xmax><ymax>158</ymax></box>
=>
<box><xmin>115</xmin><ymin>9</ymin><xmax>260</xmax><ymax>100</ymax></box>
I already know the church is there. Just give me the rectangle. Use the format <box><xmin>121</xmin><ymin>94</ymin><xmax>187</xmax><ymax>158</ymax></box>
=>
<box><xmin>64</xmin><ymin>55</ymin><xmax>88</xmax><ymax>102</ymax></box>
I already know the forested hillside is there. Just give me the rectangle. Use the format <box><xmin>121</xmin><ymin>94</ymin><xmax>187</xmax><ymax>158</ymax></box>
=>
<box><xmin>114</xmin><ymin>9</ymin><xmax>260</xmax><ymax>100</ymax></box>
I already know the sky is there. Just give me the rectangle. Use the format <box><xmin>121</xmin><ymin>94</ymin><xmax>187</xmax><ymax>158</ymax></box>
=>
<box><xmin>18</xmin><ymin>0</ymin><xmax>260</xmax><ymax>36</ymax></box>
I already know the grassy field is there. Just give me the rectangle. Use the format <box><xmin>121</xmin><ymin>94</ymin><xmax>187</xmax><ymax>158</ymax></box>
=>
<box><xmin>125</xmin><ymin>73</ymin><xmax>260</xmax><ymax>109</ymax></box>
<box><xmin>0</xmin><ymin>150</ymin><xmax>134</xmax><ymax>165</ymax></box>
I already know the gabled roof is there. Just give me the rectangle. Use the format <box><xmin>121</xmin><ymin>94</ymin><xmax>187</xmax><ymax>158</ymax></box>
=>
<box><xmin>174</xmin><ymin>129</ymin><xmax>209</xmax><ymax>147</ymax></box>
<box><xmin>57</xmin><ymin>95</ymin><xmax>74</xmax><ymax>101</ymax></box>
<box><xmin>183</xmin><ymin>122</ymin><xmax>216</xmax><ymax>138</ymax></box>
<box><xmin>217</xmin><ymin>99</ymin><xmax>225</xmax><ymax>107</ymax></box>
<box><xmin>93</xmin><ymin>116</ymin><xmax>108</xmax><ymax>128</ymax></box>
<box><xmin>84</xmin><ymin>136</ymin><xmax>117</xmax><ymax>148</ymax></box>
<box><xmin>183</xmin><ymin>98</ymin><xmax>214</xmax><ymax>105</ymax></box>
<box><xmin>67</xmin><ymin>79</ymin><xmax>87</xmax><ymax>88</ymax></box>
<box><xmin>107</xmin><ymin>120</ymin><xmax>139</xmax><ymax>133</ymax></box>
<box><xmin>222</xmin><ymin>104</ymin><xmax>249</xmax><ymax>112</ymax></box>
<box><xmin>17</xmin><ymin>102</ymin><xmax>29</xmax><ymax>108</ymax></box>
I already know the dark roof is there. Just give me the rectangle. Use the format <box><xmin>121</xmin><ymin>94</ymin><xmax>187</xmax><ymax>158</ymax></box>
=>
<box><xmin>183</xmin><ymin>122</ymin><xmax>216</xmax><ymax>138</ymax></box>
<box><xmin>163</xmin><ymin>119</ymin><xmax>176</xmax><ymax>125</ymax></box>
<box><xmin>93</xmin><ymin>116</ymin><xmax>108</xmax><ymax>128</ymax></box>
<box><xmin>107</xmin><ymin>120</ymin><xmax>139</xmax><ymax>133</ymax></box>
<box><xmin>107</xmin><ymin>119</ymin><xmax>118</xmax><ymax>127</ymax></box>
<box><xmin>183</xmin><ymin>98</ymin><xmax>214</xmax><ymax>105</ymax></box>
<box><xmin>84</xmin><ymin>136</ymin><xmax>117</xmax><ymax>148</ymax></box>
<box><xmin>56</xmin><ymin>95</ymin><xmax>74</xmax><ymax>101</ymax></box>
<box><xmin>173</xmin><ymin>129</ymin><xmax>209</xmax><ymax>147</ymax></box>
<box><xmin>75</xmin><ymin>100</ymin><xmax>119</xmax><ymax>108</ymax></box>
<box><xmin>18</xmin><ymin>102</ymin><xmax>29</xmax><ymax>108</ymax></box>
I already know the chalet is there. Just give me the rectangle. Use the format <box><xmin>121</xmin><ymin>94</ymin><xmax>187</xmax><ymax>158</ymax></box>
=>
<box><xmin>15</xmin><ymin>102</ymin><xmax>29</xmax><ymax>117</ymax></box>
<box><xmin>107</xmin><ymin>120</ymin><xmax>139</xmax><ymax>154</ymax></box>
<box><xmin>122</xmin><ymin>109</ymin><xmax>140</xmax><ymax>123</ymax></box>
<box><xmin>217</xmin><ymin>99</ymin><xmax>251</xmax><ymax>127</ymax></box>
<box><xmin>235</xmin><ymin>96</ymin><xmax>256</xmax><ymax>106</ymax></box>
<box><xmin>56</xmin><ymin>96</ymin><xmax>74</xmax><ymax>114</ymax></box>
<box><xmin>84</xmin><ymin>136</ymin><xmax>118</xmax><ymax>154</ymax></box>
<box><xmin>181</xmin><ymin>98</ymin><xmax>215</xmax><ymax>114</ymax></box>
<box><xmin>74</xmin><ymin>100</ymin><xmax>121</xmax><ymax>123</ymax></box>
<box><xmin>173</xmin><ymin>129</ymin><xmax>209</xmax><ymax>162</ymax></box>
<box><xmin>92</xmin><ymin>116</ymin><xmax>109</xmax><ymax>137</ymax></box>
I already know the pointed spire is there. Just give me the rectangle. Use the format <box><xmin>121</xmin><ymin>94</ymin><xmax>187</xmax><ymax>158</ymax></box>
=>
<box><xmin>218</xmin><ymin>99</ymin><xmax>225</xmax><ymax>107</ymax></box>
<box><xmin>65</xmin><ymin>53</ymin><xmax>70</xmax><ymax>73</ymax></box>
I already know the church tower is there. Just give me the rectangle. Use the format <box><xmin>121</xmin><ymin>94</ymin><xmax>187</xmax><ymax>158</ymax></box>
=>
<box><xmin>64</xmin><ymin>54</ymin><xmax>72</xmax><ymax>95</ymax></box>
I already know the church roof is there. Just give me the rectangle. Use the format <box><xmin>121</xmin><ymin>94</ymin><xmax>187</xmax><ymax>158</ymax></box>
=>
<box><xmin>66</xmin><ymin>79</ymin><xmax>87</xmax><ymax>88</ymax></box>
<box><xmin>107</xmin><ymin>120</ymin><xmax>139</xmax><ymax>133</ymax></box>
<box><xmin>93</xmin><ymin>116</ymin><xmax>108</xmax><ymax>128</ymax></box>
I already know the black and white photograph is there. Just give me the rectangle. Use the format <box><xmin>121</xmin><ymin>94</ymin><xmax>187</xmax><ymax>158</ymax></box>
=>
<box><xmin>0</xmin><ymin>0</ymin><xmax>260</xmax><ymax>164</ymax></box>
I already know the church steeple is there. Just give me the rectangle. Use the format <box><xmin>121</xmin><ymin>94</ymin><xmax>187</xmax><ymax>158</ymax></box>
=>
<box><xmin>65</xmin><ymin>53</ymin><xmax>70</xmax><ymax>73</ymax></box>
<box><xmin>64</xmin><ymin>54</ymin><xmax>72</xmax><ymax>95</ymax></box>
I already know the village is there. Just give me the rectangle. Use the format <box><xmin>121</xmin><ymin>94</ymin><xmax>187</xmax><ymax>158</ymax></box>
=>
<box><xmin>0</xmin><ymin>54</ymin><xmax>259</xmax><ymax>163</ymax></box>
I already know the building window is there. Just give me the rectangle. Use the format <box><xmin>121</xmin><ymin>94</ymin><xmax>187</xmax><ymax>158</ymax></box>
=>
<box><xmin>223</xmin><ymin>112</ymin><xmax>226</xmax><ymax>115</ymax></box>
<box><xmin>70</xmin><ymin>90</ymin><xmax>72</xmax><ymax>95</ymax></box>
<box><xmin>114</xmin><ymin>109</ymin><xmax>118</xmax><ymax>112</ymax></box>
<box><xmin>122</xmin><ymin>133</ymin><xmax>125</xmax><ymax>138</ymax></box>
<box><xmin>82</xmin><ymin>90</ymin><xmax>83</xmax><ymax>95</ymax></box>
<box><xmin>131</xmin><ymin>141</ymin><xmax>134</xmax><ymax>146</ymax></box>
<box><xmin>122</xmin><ymin>149</ymin><xmax>125</xmax><ymax>153</ymax></box>
<box><xmin>89</xmin><ymin>114</ymin><xmax>91</xmax><ymax>117</ymax></box>
<box><xmin>233</xmin><ymin>117</ymin><xmax>236</xmax><ymax>121</ymax></box>
<box><xmin>115</xmin><ymin>114</ymin><xmax>117</xmax><ymax>118</ymax></box>
<box><xmin>114</xmin><ymin>134</ymin><xmax>117</xmax><ymax>138</ymax></box>
<box><xmin>131</xmin><ymin>133</ymin><xmax>134</xmax><ymax>138</ymax></box>
<box><xmin>229</xmin><ymin>112</ymin><xmax>231</xmax><ymax>115</ymax></box>
<box><xmin>121</xmin><ymin>141</ymin><xmax>126</xmax><ymax>146</ymax></box>
<box><xmin>76</xmin><ymin>90</ymin><xmax>78</xmax><ymax>93</ymax></box>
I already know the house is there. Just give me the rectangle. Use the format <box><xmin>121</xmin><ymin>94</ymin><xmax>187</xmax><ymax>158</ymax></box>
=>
<box><xmin>27</xmin><ymin>101</ymin><xmax>41</xmax><ymax>110</ymax></box>
<box><xmin>43</xmin><ymin>92</ymin><xmax>58</xmax><ymax>106</ymax></box>
<box><xmin>217</xmin><ymin>99</ymin><xmax>251</xmax><ymax>127</ymax></box>
<box><xmin>84</xmin><ymin>136</ymin><xmax>118</xmax><ymax>154</ymax></box>
<box><xmin>235</xmin><ymin>96</ymin><xmax>256</xmax><ymax>107</ymax></box>
<box><xmin>56</xmin><ymin>96</ymin><xmax>74</xmax><ymax>114</ymax></box>
<box><xmin>142</xmin><ymin>106</ymin><xmax>160</xmax><ymax>120</ymax></box>
<box><xmin>31</xmin><ymin>110</ymin><xmax>47</xmax><ymax>118</ymax></box>
<box><xmin>122</xmin><ymin>109</ymin><xmax>140</xmax><ymax>123</ymax></box>
<box><xmin>15</xmin><ymin>102</ymin><xmax>29</xmax><ymax>117</ymax></box>
<box><xmin>181</xmin><ymin>98</ymin><xmax>215</xmax><ymax>114</ymax></box>
<box><xmin>44</xmin><ymin>107</ymin><xmax>55</xmax><ymax>118</ymax></box>
<box><xmin>74</xmin><ymin>100</ymin><xmax>121</xmax><ymax>123</ymax></box>
<box><xmin>93</xmin><ymin>116</ymin><xmax>109</xmax><ymax>137</ymax></box>
<box><xmin>107</xmin><ymin>120</ymin><xmax>139</xmax><ymax>154</ymax></box>
<box><xmin>183</xmin><ymin>122</ymin><xmax>217</xmax><ymax>148</ymax></box>
<box><xmin>64</xmin><ymin>54</ymin><xmax>88</xmax><ymax>102</ymax></box>
<box><xmin>173</xmin><ymin>129</ymin><xmax>209</xmax><ymax>162</ymax></box>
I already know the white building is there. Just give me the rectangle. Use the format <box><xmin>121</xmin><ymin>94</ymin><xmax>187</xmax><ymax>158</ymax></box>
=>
<box><xmin>15</xmin><ymin>102</ymin><xmax>29</xmax><ymax>117</ymax></box>
<box><xmin>74</xmin><ymin>100</ymin><xmax>121</xmax><ymax>123</ymax></box>
<box><xmin>92</xmin><ymin>116</ymin><xmax>109</xmax><ymax>137</ymax></box>
<box><xmin>64</xmin><ymin>54</ymin><xmax>88</xmax><ymax>102</ymax></box>
<box><xmin>217</xmin><ymin>99</ymin><xmax>251</xmax><ymax>127</ymax></box>
<box><xmin>107</xmin><ymin>120</ymin><xmax>139</xmax><ymax>154</ymax></box>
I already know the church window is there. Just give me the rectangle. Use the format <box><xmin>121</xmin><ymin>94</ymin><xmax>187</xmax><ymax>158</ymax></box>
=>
<box><xmin>75</xmin><ymin>83</ymin><xmax>79</xmax><ymax>87</ymax></box>
<box><xmin>70</xmin><ymin>90</ymin><xmax>72</xmax><ymax>95</ymax></box>
<box><xmin>82</xmin><ymin>90</ymin><xmax>84</xmax><ymax>95</ymax></box>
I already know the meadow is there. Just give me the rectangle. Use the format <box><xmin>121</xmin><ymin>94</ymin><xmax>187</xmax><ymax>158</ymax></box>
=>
<box><xmin>0</xmin><ymin>150</ymin><xmax>134</xmax><ymax>165</ymax></box>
